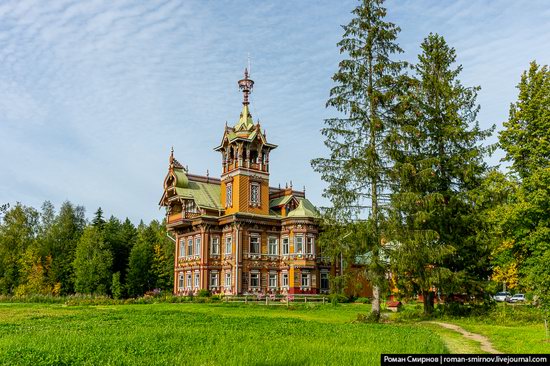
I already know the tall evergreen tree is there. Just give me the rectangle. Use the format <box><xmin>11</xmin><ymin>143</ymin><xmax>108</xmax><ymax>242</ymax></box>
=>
<box><xmin>387</xmin><ymin>34</ymin><xmax>494</xmax><ymax>312</ymax></box>
<box><xmin>92</xmin><ymin>207</ymin><xmax>106</xmax><ymax>228</ymax></box>
<box><xmin>311</xmin><ymin>0</ymin><xmax>406</xmax><ymax>319</ymax></box>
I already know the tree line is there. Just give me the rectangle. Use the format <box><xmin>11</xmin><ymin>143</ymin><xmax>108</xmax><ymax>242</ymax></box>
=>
<box><xmin>0</xmin><ymin>203</ymin><xmax>173</xmax><ymax>298</ymax></box>
<box><xmin>313</xmin><ymin>0</ymin><xmax>550</xmax><ymax>317</ymax></box>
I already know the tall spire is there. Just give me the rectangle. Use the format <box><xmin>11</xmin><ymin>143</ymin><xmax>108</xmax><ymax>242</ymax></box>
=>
<box><xmin>238</xmin><ymin>68</ymin><xmax>254</xmax><ymax>106</ymax></box>
<box><xmin>235</xmin><ymin>68</ymin><xmax>255</xmax><ymax>131</ymax></box>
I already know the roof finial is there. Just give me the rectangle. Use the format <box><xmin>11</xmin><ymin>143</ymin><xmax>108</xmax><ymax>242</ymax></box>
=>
<box><xmin>169</xmin><ymin>146</ymin><xmax>174</xmax><ymax>165</ymax></box>
<box><xmin>238</xmin><ymin>68</ymin><xmax>254</xmax><ymax>106</ymax></box>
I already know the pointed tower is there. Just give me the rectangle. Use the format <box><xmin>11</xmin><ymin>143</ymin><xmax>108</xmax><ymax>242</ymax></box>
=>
<box><xmin>215</xmin><ymin>69</ymin><xmax>277</xmax><ymax>215</ymax></box>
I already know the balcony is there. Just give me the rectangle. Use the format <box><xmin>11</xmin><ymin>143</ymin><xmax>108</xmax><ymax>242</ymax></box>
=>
<box><xmin>167</xmin><ymin>211</ymin><xmax>200</xmax><ymax>224</ymax></box>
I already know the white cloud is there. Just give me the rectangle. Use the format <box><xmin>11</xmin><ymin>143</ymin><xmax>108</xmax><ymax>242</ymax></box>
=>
<box><xmin>0</xmin><ymin>0</ymin><xmax>548</xmax><ymax>222</ymax></box>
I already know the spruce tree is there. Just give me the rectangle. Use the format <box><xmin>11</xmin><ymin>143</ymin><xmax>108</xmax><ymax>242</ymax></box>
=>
<box><xmin>312</xmin><ymin>0</ymin><xmax>406</xmax><ymax>318</ymax></box>
<box><xmin>388</xmin><ymin>34</ymin><xmax>493</xmax><ymax>311</ymax></box>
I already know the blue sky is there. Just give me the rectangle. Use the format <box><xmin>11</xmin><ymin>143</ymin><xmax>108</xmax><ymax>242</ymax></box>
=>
<box><xmin>1</xmin><ymin>0</ymin><xmax>549</xmax><ymax>223</ymax></box>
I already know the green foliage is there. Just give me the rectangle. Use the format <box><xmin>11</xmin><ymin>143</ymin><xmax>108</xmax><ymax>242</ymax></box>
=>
<box><xmin>104</xmin><ymin>217</ymin><xmax>136</xmax><ymax>290</ymax></box>
<box><xmin>197</xmin><ymin>289</ymin><xmax>211</xmax><ymax>297</ymax></box>
<box><xmin>500</xmin><ymin>62</ymin><xmax>550</xmax><ymax>180</ymax></box>
<box><xmin>356</xmin><ymin>312</ymin><xmax>381</xmax><ymax>323</ymax></box>
<box><xmin>73</xmin><ymin>226</ymin><xmax>113</xmax><ymax>295</ymax></box>
<box><xmin>493</xmin><ymin>62</ymin><xmax>550</xmax><ymax>309</ymax></box>
<box><xmin>111</xmin><ymin>272</ymin><xmax>123</xmax><ymax>300</ymax></box>
<box><xmin>312</xmin><ymin>0</ymin><xmax>407</xmax><ymax>317</ymax></box>
<box><xmin>40</xmin><ymin>201</ymin><xmax>86</xmax><ymax>294</ymax></box>
<box><xmin>355</xmin><ymin>297</ymin><xmax>371</xmax><ymax>304</ymax></box>
<box><xmin>0</xmin><ymin>203</ymin><xmax>39</xmax><ymax>294</ymax></box>
<box><xmin>126</xmin><ymin>225</ymin><xmax>157</xmax><ymax>297</ymax></box>
<box><xmin>387</xmin><ymin>34</ymin><xmax>494</xmax><ymax>312</ymax></box>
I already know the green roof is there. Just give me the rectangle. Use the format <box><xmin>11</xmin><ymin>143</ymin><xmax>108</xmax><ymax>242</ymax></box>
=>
<box><xmin>174</xmin><ymin>169</ymin><xmax>188</xmax><ymax>188</ymax></box>
<box><xmin>234</xmin><ymin>104</ymin><xmax>254</xmax><ymax>131</ymax></box>
<box><xmin>172</xmin><ymin>169</ymin><xmax>222</xmax><ymax>210</ymax></box>
<box><xmin>269</xmin><ymin>195</ymin><xmax>293</xmax><ymax>208</ymax></box>
<box><xmin>286</xmin><ymin>198</ymin><xmax>320</xmax><ymax>219</ymax></box>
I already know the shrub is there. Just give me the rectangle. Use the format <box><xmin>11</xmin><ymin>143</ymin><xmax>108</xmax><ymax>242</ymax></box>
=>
<box><xmin>355</xmin><ymin>297</ymin><xmax>371</xmax><ymax>304</ymax></box>
<box><xmin>197</xmin><ymin>289</ymin><xmax>211</xmax><ymax>298</ymax></box>
<box><xmin>356</xmin><ymin>312</ymin><xmax>380</xmax><ymax>323</ymax></box>
<box><xmin>329</xmin><ymin>294</ymin><xmax>349</xmax><ymax>305</ymax></box>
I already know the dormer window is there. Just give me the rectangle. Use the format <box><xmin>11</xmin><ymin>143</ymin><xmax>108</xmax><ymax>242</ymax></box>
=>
<box><xmin>250</xmin><ymin>182</ymin><xmax>260</xmax><ymax>206</ymax></box>
<box><xmin>226</xmin><ymin>183</ymin><xmax>233</xmax><ymax>207</ymax></box>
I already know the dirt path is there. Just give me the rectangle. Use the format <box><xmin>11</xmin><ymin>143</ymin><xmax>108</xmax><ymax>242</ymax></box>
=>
<box><xmin>429</xmin><ymin>321</ymin><xmax>501</xmax><ymax>354</ymax></box>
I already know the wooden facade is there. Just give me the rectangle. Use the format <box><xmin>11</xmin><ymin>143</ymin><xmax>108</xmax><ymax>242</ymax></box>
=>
<box><xmin>160</xmin><ymin>70</ymin><xmax>333</xmax><ymax>296</ymax></box>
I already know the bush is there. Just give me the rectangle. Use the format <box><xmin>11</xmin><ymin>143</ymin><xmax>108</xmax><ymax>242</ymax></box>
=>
<box><xmin>356</xmin><ymin>312</ymin><xmax>380</xmax><ymax>323</ymax></box>
<box><xmin>197</xmin><ymin>289</ymin><xmax>211</xmax><ymax>298</ymax></box>
<box><xmin>329</xmin><ymin>294</ymin><xmax>349</xmax><ymax>305</ymax></box>
<box><xmin>355</xmin><ymin>297</ymin><xmax>371</xmax><ymax>304</ymax></box>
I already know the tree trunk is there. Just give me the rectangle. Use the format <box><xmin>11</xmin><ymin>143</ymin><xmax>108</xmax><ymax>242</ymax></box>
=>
<box><xmin>371</xmin><ymin>284</ymin><xmax>381</xmax><ymax>320</ymax></box>
<box><xmin>423</xmin><ymin>289</ymin><xmax>434</xmax><ymax>314</ymax></box>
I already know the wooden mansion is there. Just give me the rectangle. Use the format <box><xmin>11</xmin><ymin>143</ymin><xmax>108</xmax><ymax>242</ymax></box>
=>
<box><xmin>159</xmin><ymin>70</ymin><xmax>333</xmax><ymax>296</ymax></box>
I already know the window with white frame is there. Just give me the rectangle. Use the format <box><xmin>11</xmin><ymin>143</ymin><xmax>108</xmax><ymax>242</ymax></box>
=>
<box><xmin>186</xmin><ymin>273</ymin><xmax>192</xmax><ymax>290</ymax></box>
<box><xmin>209</xmin><ymin>272</ymin><xmax>219</xmax><ymax>288</ymax></box>
<box><xmin>225</xmin><ymin>235</ymin><xmax>232</xmax><ymax>254</ymax></box>
<box><xmin>282</xmin><ymin>237</ymin><xmax>289</xmax><ymax>255</ymax></box>
<box><xmin>306</xmin><ymin>236</ymin><xmax>314</xmax><ymax>255</ymax></box>
<box><xmin>268</xmin><ymin>237</ymin><xmax>278</xmax><ymax>255</ymax></box>
<box><xmin>179</xmin><ymin>239</ymin><xmax>185</xmax><ymax>258</ymax></box>
<box><xmin>225</xmin><ymin>272</ymin><xmax>232</xmax><ymax>288</ymax></box>
<box><xmin>250</xmin><ymin>272</ymin><xmax>260</xmax><ymax>288</ymax></box>
<box><xmin>250</xmin><ymin>182</ymin><xmax>260</xmax><ymax>206</ymax></box>
<box><xmin>282</xmin><ymin>272</ymin><xmax>289</xmax><ymax>288</ymax></box>
<box><xmin>195</xmin><ymin>237</ymin><xmax>201</xmax><ymax>257</ymax></box>
<box><xmin>187</xmin><ymin>238</ymin><xmax>193</xmax><ymax>256</ymax></box>
<box><xmin>269</xmin><ymin>273</ymin><xmax>277</xmax><ymax>289</ymax></box>
<box><xmin>295</xmin><ymin>235</ymin><xmax>304</xmax><ymax>254</ymax></box>
<box><xmin>320</xmin><ymin>272</ymin><xmax>329</xmax><ymax>290</ymax></box>
<box><xmin>301</xmin><ymin>273</ymin><xmax>310</xmax><ymax>288</ymax></box>
<box><xmin>178</xmin><ymin>273</ymin><xmax>184</xmax><ymax>289</ymax></box>
<box><xmin>194</xmin><ymin>272</ymin><xmax>200</xmax><ymax>289</ymax></box>
<box><xmin>226</xmin><ymin>183</ymin><xmax>233</xmax><ymax>207</ymax></box>
<box><xmin>210</xmin><ymin>236</ymin><xmax>219</xmax><ymax>255</ymax></box>
<box><xmin>250</xmin><ymin>235</ymin><xmax>260</xmax><ymax>254</ymax></box>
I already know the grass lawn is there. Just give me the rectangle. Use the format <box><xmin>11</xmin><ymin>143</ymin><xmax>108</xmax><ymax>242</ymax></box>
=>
<box><xmin>395</xmin><ymin>303</ymin><xmax>550</xmax><ymax>354</ymax></box>
<box><xmin>0</xmin><ymin>302</ymin><xmax>446</xmax><ymax>365</ymax></box>
<box><xmin>449</xmin><ymin>319</ymin><xmax>550</xmax><ymax>354</ymax></box>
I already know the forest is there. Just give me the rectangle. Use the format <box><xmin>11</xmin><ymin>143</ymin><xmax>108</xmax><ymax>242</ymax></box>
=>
<box><xmin>0</xmin><ymin>203</ymin><xmax>173</xmax><ymax>298</ymax></box>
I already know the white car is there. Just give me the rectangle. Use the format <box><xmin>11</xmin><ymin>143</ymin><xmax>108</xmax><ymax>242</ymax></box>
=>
<box><xmin>508</xmin><ymin>293</ymin><xmax>525</xmax><ymax>303</ymax></box>
<box><xmin>494</xmin><ymin>292</ymin><xmax>511</xmax><ymax>302</ymax></box>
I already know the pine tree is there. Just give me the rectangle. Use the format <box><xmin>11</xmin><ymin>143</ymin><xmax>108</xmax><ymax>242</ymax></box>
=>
<box><xmin>311</xmin><ymin>0</ymin><xmax>406</xmax><ymax>319</ymax></box>
<box><xmin>92</xmin><ymin>207</ymin><xmax>106</xmax><ymax>228</ymax></box>
<box><xmin>388</xmin><ymin>34</ymin><xmax>494</xmax><ymax>312</ymax></box>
